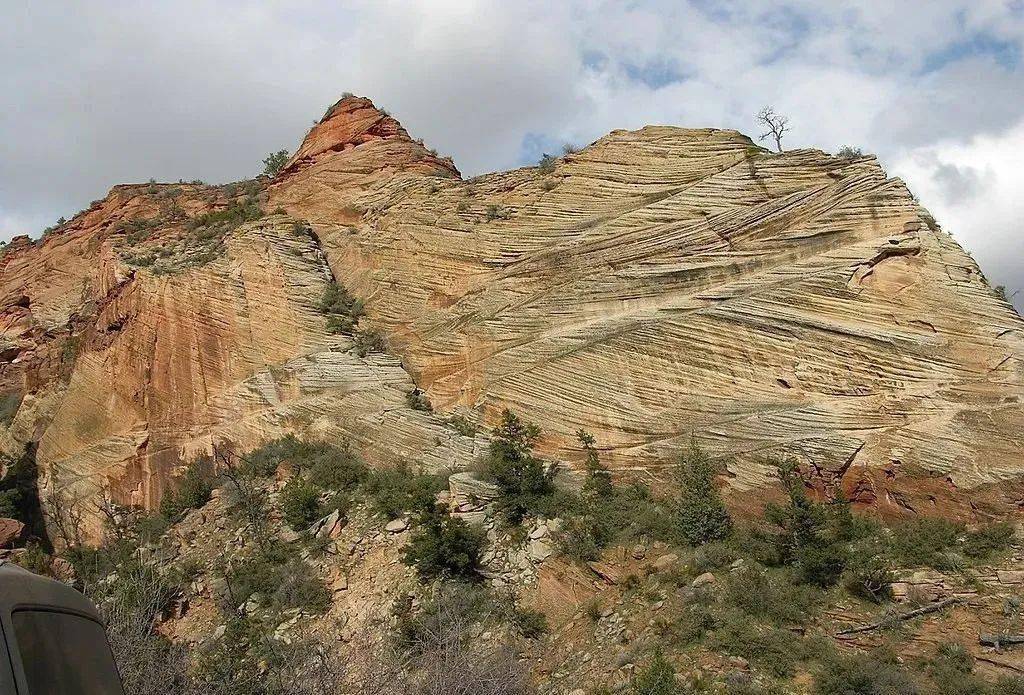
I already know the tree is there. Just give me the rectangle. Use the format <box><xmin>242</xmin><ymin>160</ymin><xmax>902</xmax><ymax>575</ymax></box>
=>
<box><xmin>676</xmin><ymin>442</ymin><xmax>732</xmax><ymax>545</ymax></box>
<box><xmin>262</xmin><ymin>150</ymin><xmax>290</xmax><ymax>177</ymax></box>
<box><xmin>485</xmin><ymin>410</ymin><xmax>558</xmax><ymax>524</ymax></box>
<box><xmin>405</xmin><ymin>506</ymin><xmax>484</xmax><ymax>581</ymax></box>
<box><xmin>764</xmin><ymin>459</ymin><xmax>847</xmax><ymax>586</ymax></box>
<box><xmin>756</xmin><ymin>106</ymin><xmax>790</xmax><ymax>152</ymax></box>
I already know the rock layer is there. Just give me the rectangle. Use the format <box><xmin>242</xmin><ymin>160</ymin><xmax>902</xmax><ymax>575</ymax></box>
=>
<box><xmin>2</xmin><ymin>95</ymin><xmax>1022</xmax><ymax>526</ymax></box>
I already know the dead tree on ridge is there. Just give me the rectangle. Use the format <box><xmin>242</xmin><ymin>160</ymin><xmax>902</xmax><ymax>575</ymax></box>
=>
<box><xmin>757</xmin><ymin>106</ymin><xmax>790</xmax><ymax>152</ymax></box>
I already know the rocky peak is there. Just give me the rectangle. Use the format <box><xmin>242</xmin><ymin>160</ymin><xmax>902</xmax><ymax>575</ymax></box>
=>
<box><xmin>279</xmin><ymin>94</ymin><xmax>459</xmax><ymax>178</ymax></box>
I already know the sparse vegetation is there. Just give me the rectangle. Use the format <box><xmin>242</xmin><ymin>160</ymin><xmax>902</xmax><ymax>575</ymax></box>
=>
<box><xmin>676</xmin><ymin>441</ymin><xmax>733</xmax><ymax>545</ymax></box>
<box><xmin>159</xmin><ymin>457</ymin><xmax>214</xmax><ymax>520</ymax></box>
<box><xmin>756</xmin><ymin>106</ymin><xmax>790</xmax><ymax>152</ymax></box>
<box><xmin>538</xmin><ymin>154</ymin><xmax>557</xmax><ymax>173</ymax></box>
<box><xmin>485</xmin><ymin>204</ymin><xmax>511</xmax><ymax>221</ymax></box>
<box><xmin>262</xmin><ymin>149</ymin><xmax>290</xmax><ymax>177</ymax></box>
<box><xmin>353</xmin><ymin>328</ymin><xmax>387</xmax><ymax>356</ymax></box>
<box><xmin>319</xmin><ymin>279</ymin><xmax>364</xmax><ymax>334</ymax></box>
<box><xmin>406</xmin><ymin>388</ymin><xmax>432</xmax><ymax>412</ymax></box>
<box><xmin>836</xmin><ymin>145</ymin><xmax>863</xmax><ymax>159</ymax></box>
<box><xmin>405</xmin><ymin>505</ymin><xmax>484</xmax><ymax>581</ymax></box>
<box><xmin>481</xmin><ymin>409</ymin><xmax>562</xmax><ymax>524</ymax></box>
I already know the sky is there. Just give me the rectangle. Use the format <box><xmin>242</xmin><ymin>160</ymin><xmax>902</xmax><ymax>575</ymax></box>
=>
<box><xmin>1</xmin><ymin>0</ymin><xmax>1022</xmax><ymax>311</ymax></box>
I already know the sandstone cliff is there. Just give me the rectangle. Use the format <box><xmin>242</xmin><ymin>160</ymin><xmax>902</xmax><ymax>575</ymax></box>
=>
<box><xmin>2</xmin><ymin>95</ymin><xmax>1022</xmax><ymax>526</ymax></box>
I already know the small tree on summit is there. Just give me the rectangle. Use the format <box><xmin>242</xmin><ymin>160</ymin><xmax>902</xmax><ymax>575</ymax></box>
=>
<box><xmin>262</xmin><ymin>149</ymin><xmax>290</xmax><ymax>177</ymax></box>
<box><xmin>756</xmin><ymin>106</ymin><xmax>790</xmax><ymax>152</ymax></box>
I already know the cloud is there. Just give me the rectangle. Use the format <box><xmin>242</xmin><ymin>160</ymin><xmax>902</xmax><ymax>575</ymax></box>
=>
<box><xmin>1</xmin><ymin>1</ymin><xmax>1022</xmax><ymax>311</ymax></box>
<box><xmin>891</xmin><ymin>120</ymin><xmax>1024</xmax><ymax>312</ymax></box>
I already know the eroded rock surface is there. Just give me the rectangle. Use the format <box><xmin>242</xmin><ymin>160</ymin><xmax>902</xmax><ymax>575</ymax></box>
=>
<box><xmin>2</xmin><ymin>94</ymin><xmax>1022</xmax><ymax>524</ymax></box>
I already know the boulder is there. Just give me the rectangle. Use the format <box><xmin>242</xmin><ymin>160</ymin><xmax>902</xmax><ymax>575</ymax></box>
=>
<box><xmin>651</xmin><ymin>553</ymin><xmax>678</xmax><ymax>572</ymax></box>
<box><xmin>691</xmin><ymin>572</ymin><xmax>716</xmax><ymax>588</ymax></box>
<box><xmin>385</xmin><ymin>517</ymin><xmax>409</xmax><ymax>534</ymax></box>
<box><xmin>528</xmin><ymin>538</ymin><xmax>554</xmax><ymax>563</ymax></box>
<box><xmin>0</xmin><ymin>518</ymin><xmax>25</xmax><ymax>549</ymax></box>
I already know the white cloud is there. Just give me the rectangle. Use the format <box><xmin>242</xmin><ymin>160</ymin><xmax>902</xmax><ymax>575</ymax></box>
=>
<box><xmin>891</xmin><ymin>120</ymin><xmax>1024</xmax><ymax>310</ymax></box>
<box><xmin>1</xmin><ymin>0</ymin><xmax>1022</xmax><ymax>306</ymax></box>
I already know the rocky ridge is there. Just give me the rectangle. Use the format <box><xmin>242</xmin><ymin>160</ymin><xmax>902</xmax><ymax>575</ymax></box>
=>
<box><xmin>1</xmin><ymin>94</ymin><xmax>1022</xmax><ymax>527</ymax></box>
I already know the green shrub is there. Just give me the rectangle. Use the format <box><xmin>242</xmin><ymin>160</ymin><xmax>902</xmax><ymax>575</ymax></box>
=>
<box><xmin>319</xmin><ymin>280</ymin><xmax>364</xmax><ymax>334</ymax></box>
<box><xmin>13</xmin><ymin>541</ymin><xmax>52</xmax><ymax>576</ymax></box>
<box><xmin>661</xmin><ymin>603</ymin><xmax>716</xmax><ymax>646</ymax></box>
<box><xmin>239</xmin><ymin>437</ymin><xmax>296</xmax><ymax>477</ymax></box>
<box><xmin>448</xmin><ymin>415</ymin><xmax>478</xmax><ymax>437</ymax></box>
<box><xmin>836</xmin><ymin>146</ymin><xmax>863</xmax><ymax>159</ymax></box>
<box><xmin>225</xmin><ymin>543</ymin><xmax>329</xmax><ymax>614</ymax></box>
<box><xmin>189</xmin><ymin>198</ymin><xmax>261</xmax><ymax>234</ymax></box>
<box><xmin>405</xmin><ymin>507</ymin><xmax>484</xmax><ymax>581</ymax></box>
<box><xmin>814</xmin><ymin>648</ymin><xmax>918</xmax><ymax>694</ymax></box>
<box><xmin>483</xmin><ymin>409</ymin><xmax>562</xmax><ymax>524</ymax></box>
<box><xmin>676</xmin><ymin>442</ymin><xmax>732</xmax><ymax>545</ymax></box>
<box><xmin>256</xmin><ymin>436</ymin><xmax>364</xmax><ymax>491</ymax></box>
<box><xmin>354</xmin><ymin>328</ymin><xmax>387</xmax><ymax>356</ymax></box>
<box><xmin>0</xmin><ymin>451</ymin><xmax>42</xmax><ymax>528</ymax></box>
<box><xmin>271</xmin><ymin>558</ymin><xmax>331</xmax><ymax>613</ymax></box>
<box><xmin>279</xmin><ymin>477</ymin><xmax>321</xmax><ymax>531</ymax></box>
<box><xmin>484</xmin><ymin>204</ymin><xmax>510</xmax><ymax>221</ymax></box>
<box><xmin>722</xmin><ymin>566</ymin><xmax>821</xmax><ymax>626</ymax></box>
<box><xmin>303</xmin><ymin>441</ymin><xmax>366</xmax><ymax>491</ymax></box>
<box><xmin>844</xmin><ymin>549</ymin><xmax>893</xmax><ymax>603</ymax></box>
<box><xmin>886</xmin><ymin>517</ymin><xmax>1014</xmax><ymax>570</ymax></box>
<box><xmin>888</xmin><ymin>517</ymin><xmax>964</xmax><ymax>569</ymax></box>
<box><xmin>135</xmin><ymin>513</ymin><xmax>172</xmax><ymax>543</ymax></box>
<box><xmin>262</xmin><ymin>150</ymin><xmax>290</xmax><ymax>177</ymax></box>
<box><xmin>363</xmin><ymin>463</ymin><xmax>446</xmax><ymax>519</ymax></box>
<box><xmin>538</xmin><ymin>154</ymin><xmax>557</xmax><ymax>174</ymax></box>
<box><xmin>510</xmin><ymin>606</ymin><xmax>548</xmax><ymax>638</ymax></box>
<box><xmin>762</xmin><ymin>460</ymin><xmax>849</xmax><ymax>586</ymax></box>
<box><xmin>160</xmin><ymin>458</ymin><xmax>214</xmax><ymax>519</ymax></box>
<box><xmin>559</xmin><ymin>430</ymin><xmax>616</xmax><ymax>560</ymax></box>
<box><xmin>964</xmin><ymin>522</ymin><xmax>1015</xmax><ymax>561</ymax></box>
<box><xmin>709</xmin><ymin>612</ymin><xmax>811</xmax><ymax>678</ymax></box>
<box><xmin>393</xmin><ymin>581</ymin><xmax>493</xmax><ymax>653</ymax></box>
<box><xmin>631</xmin><ymin>650</ymin><xmax>682</xmax><ymax>694</ymax></box>
<box><xmin>993</xmin><ymin>677</ymin><xmax>1024</xmax><ymax>695</ymax></box>
<box><xmin>406</xmin><ymin>389</ymin><xmax>432</xmax><ymax>412</ymax></box>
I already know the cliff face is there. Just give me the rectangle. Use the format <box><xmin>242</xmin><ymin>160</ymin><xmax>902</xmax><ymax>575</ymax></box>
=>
<box><xmin>2</xmin><ymin>95</ymin><xmax>1022</xmax><ymax>527</ymax></box>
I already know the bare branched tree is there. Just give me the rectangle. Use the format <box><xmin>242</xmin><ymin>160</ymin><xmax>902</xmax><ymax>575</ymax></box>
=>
<box><xmin>756</xmin><ymin>105</ymin><xmax>790</xmax><ymax>152</ymax></box>
<box><xmin>89</xmin><ymin>559</ymin><xmax>191</xmax><ymax>695</ymax></box>
<box><xmin>214</xmin><ymin>444</ymin><xmax>272</xmax><ymax>549</ymax></box>
<box><xmin>41</xmin><ymin>466</ymin><xmax>85</xmax><ymax>550</ymax></box>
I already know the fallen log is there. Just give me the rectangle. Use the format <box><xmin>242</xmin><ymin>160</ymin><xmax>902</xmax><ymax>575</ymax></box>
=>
<box><xmin>980</xmin><ymin>634</ymin><xmax>1024</xmax><ymax>649</ymax></box>
<box><xmin>835</xmin><ymin>597</ymin><xmax>959</xmax><ymax>637</ymax></box>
